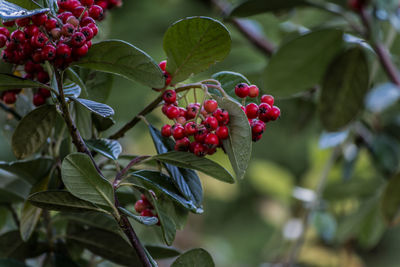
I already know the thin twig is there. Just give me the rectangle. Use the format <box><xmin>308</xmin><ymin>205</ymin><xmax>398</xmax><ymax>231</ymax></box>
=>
<box><xmin>113</xmin><ymin>156</ymin><xmax>150</xmax><ymax>188</ymax></box>
<box><xmin>0</xmin><ymin>102</ymin><xmax>22</xmax><ymax>120</ymax></box>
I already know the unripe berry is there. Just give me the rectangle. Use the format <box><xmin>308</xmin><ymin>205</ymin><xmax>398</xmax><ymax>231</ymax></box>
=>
<box><xmin>166</xmin><ymin>105</ymin><xmax>179</xmax><ymax>119</ymax></box>
<box><xmin>161</xmin><ymin>124</ymin><xmax>172</xmax><ymax>137</ymax></box>
<box><xmin>51</xmin><ymin>28</ymin><xmax>62</xmax><ymax>40</ymax></box>
<box><xmin>261</xmin><ymin>94</ymin><xmax>274</xmax><ymax>106</ymax></box>
<box><xmin>248</xmin><ymin>85</ymin><xmax>259</xmax><ymax>98</ymax></box>
<box><xmin>235</xmin><ymin>83</ymin><xmax>249</xmax><ymax>98</ymax></box>
<box><xmin>66</xmin><ymin>15</ymin><xmax>80</xmax><ymax>27</ymax></box>
<box><xmin>172</xmin><ymin>124</ymin><xmax>185</xmax><ymax>140</ymax></box>
<box><xmin>175</xmin><ymin>137</ymin><xmax>190</xmax><ymax>151</ymax></box>
<box><xmin>245</xmin><ymin>103</ymin><xmax>259</xmax><ymax>119</ymax></box>
<box><xmin>204</xmin><ymin>99</ymin><xmax>218</xmax><ymax>113</ymax></box>
<box><xmin>216</xmin><ymin>126</ymin><xmax>229</xmax><ymax>140</ymax></box>
<box><xmin>203</xmin><ymin>116</ymin><xmax>218</xmax><ymax>130</ymax></box>
<box><xmin>176</xmin><ymin>116</ymin><xmax>186</xmax><ymax>125</ymax></box>
<box><xmin>162</xmin><ymin>89</ymin><xmax>176</xmax><ymax>104</ymax></box>
<box><xmin>33</xmin><ymin>93</ymin><xmax>45</xmax><ymax>106</ymax></box>
<box><xmin>2</xmin><ymin>91</ymin><xmax>17</xmax><ymax>104</ymax></box>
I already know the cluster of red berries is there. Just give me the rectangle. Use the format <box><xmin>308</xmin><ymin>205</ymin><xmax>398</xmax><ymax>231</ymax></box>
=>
<box><xmin>234</xmin><ymin>83</ymin><xmax>280</xmax><ymax>142</ymax></box>
<box><xmin>134</xmin><ymin>194</ymin><xmax>159</xmax><ymax>225</ymax></box>
<box><xmin>160</xmin><ymin>89</ymin><xmax>229</xmax><ymax>157</ymax></box>
<box><xmin>0</xmin><ymin>87</ymin><xmax>51</xmax><ymax>106</ymax></box>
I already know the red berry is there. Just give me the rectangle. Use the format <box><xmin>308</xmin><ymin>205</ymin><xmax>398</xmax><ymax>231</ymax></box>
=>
<box><xmin>0</xmin><ymin>27</ymin><xmax>10</xmax><ymax>37</ymax></box>
<box><xmin>31</xmin><ymin>33</ymin><xmax>48</xmax><ymax>48</ymax></box>
<box><xmin>2</xmin><ymin>21</ymin><xmax>15</xmax><ymax>27</ymax></box>
<box><xmin>24</xmin><ymin>61</ymin><xmax>36</xmax><ymax>73</ymax></box>
<box><xmin>203</xmin><ymin>116</ymin><xmax>218</xmax><ymax>130</ymax></box>
<box><xmin>159</xmin><ymin>60</ymin><xmax>167</xmax><ymax>71</ymax></box>
<box><xmin>56</xmin><ymin>43</ymin><xmax>72</xmax><ymax>58</ymax></box>
<box><xmin>193</xmin><ymin>143</ymin><xmax>207</xmax><ymax>157</ymax></box>
<box><xmin>204</xmin><ymin>133</ymin><xmax>219</xmax><ymax>149</ymax></box>
<box><xmin>213</xmin><ymin>108</ymin><xmax>229</xmax><ymax>125</ymax></box>
<box><xmin>80</xmin><ymin>17</ymin><xmax>96</xmax><ymax>26</ymax></box>
<box><xmin>251</xmin><ymin>120</ymin><xmax>265</xmax><ymax>135</ymax></box>
<box><xmin>258</xmin><ymin>103</ymin><xmax>272</xmax><ymax>122</ymax></box>
<box><xmin>58</xmin><ymin>11</ymin><xmax>74</xmax><ymax>23</ymax></box>
<box><xmin>38</xmin><ymin>88</ymin><xmax>51</xmax><ymax>98</ymax></box>
<box><xmin>204</xmin><ymin>99</ymin><xmax>218</xmax><ymax>113</ymax></box>
<box><xmin>24</xmin><ymin>25</ymin><xmax>40</xmax><ymax>37</ymax></box>
<box><xmin>140</xmin><ymin>209</ymin><xmax>154</xmax><ymax>217</ymax></box>
<box><xmin>261</xmin><ymin>94</ymin><xmax>274</xmax><ymax>106</ymax></box>
<box><xmin>33</xmin><ymin>93</ymin><xmax>46</xmax><ymax>106</ymax></box>
<box><xmin>2</xmin><ymin>91</ymin><xmax>17</xmax><ymax>104</ymax></box>
<box><xmin>186</xmin><ymin>103</ymin><xmax>200</xmax><ymax>119</ymax></box>
<box><xmin>161</xmin><ymin>124</ymin><xmax>172</xmax><ymax>137</ymax></box>
<box><xmin>268</xmin><ymin>106</ymin><xmax>281</xmax><ymax>121</ymax></box>
<box><xmin>73</xmin><ymin>6</ymin><xmax>88</xmax><ymax>18</ymax></box>
<box><xmin>194</xmin><ymin>127</ymin><xmax>208</xmax><ymax>143</ymax></box>
<box><xmin>45</xmin><ymin>18</ymin><xmax>58</xmax><ymax>31</ymax></box>
<box><xmin>178</xmin><ymin>107</ymin><xmax>187</xmax><ymax>118</ymax></box>
<box><xmin>164</xmin><ymin>71</ymin><xmax>172</xmax><ymax>86</ymax></box>
<box><xmin>89</xmin><ymin>5</ymin><xmax>104</xmax><ymax>20</ymax></box>
<box><xmin>81</xmin><ymin>0</ymin><xmax>94</xmax><ymax>6</ymax></box>
<box><xmin>348</xmin><ymin>0</ymin><xmax>364</xmax><ymax>11</ymax></box>
<box><xmin>162</xmin><ymin>89</ymin><xmax>176</xmax><ymax>104</ymax></box>
<box><xmin>16</xmin><ymin>17</ymin><xmax>30</xmax><ymax>27</ymax></box>
<box><xmin>32</xmin><ymin>13</ymin><xmax>47</xmax><ymax>26</ymax></box>
<box><xmin>245</xmin><ymin>103</ymin><xmax>259</xmax><ymax>119</ymax></box>
<box><xmin>216</xmin><ymin>126</ymin><xmax>229</xmax><ymax>140</ymax></box>
<box><xmin>80</xmin><ymin>26</ymin><xmax>94</xmax><ymax>40</ymax></box>
<box><xmin>184</xmin><ymin>121</ymin><xmax>197</xmax><ymax>136</ymax></box>
<box><xmin>10</xmin><ymin>30</ymin><xmax>25</xmax><ymax>44</ymax></box>
<box><xmin>0</xmin><ymin>34</ymin><xmax>6</xmax><ymax>48</ymax></box>
<box><xmin>42</xmin><ymin>44</ymin><xmax>56</xmax><ymax>60</ymax></box>
<box><xmin>70</xmin><ymin>32</ymin><xmax>86</xmax><ymax>47</ymax></box>
<box><xmin>134</xmin><ymin>199</ymin><xmax>149</xmax><ymax>213</ymax></box>
<box><xmin>174</xmin><ymin>137</ymin><xmax>190</xmax><ymax>151</ymax></box>
<box><xmin>172</xmin><ymin>124</ymin><xmax>185</xmax><ymax>140</ymax></box>
<box><xmin>166</xmin><ymin>105</ymin><xmax>180</xmax><ymax>119</ymax></box>
<box><xmin>37</xmin><ymin>71</ymin><xmax>50</xmax><ymax>83</ymax></box>
<box><xmin>248</xmin><ymin>85</ymin><xmax>259</xmax><ymax>98</ymax></box>
<box><xmin>73</xmin><ymin>44</ymin><xmax>89</xmax><ymax>57</ymax></box>
<box><xmin>61</xmin><ymin>23</ymin><xmax>75</xmax><ymax>36</ymax></box>
<box><xmin>235</xmin><ymin>83</ymin><xmax>249</xmax><ymax>98</ymax></box>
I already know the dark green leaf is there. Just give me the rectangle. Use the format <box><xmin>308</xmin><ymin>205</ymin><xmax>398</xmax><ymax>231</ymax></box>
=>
<box><xmin>211</xmin><ymin>71</ymin><xmax>250</xmax><ymax>102</ymax></box>
<box><xmin>171</xmin><ymin>248</ymin><xmax>214</xmax><ymax>267</ymax></box>
<box><xmin>148</xmin><ymin>125</ymin><xmax>203</xmax><ymax>208</ymax></box>
<box><xmin>145</xmin><ymin>245</ymin><xmax>180</xmax><ymax>259</ymax></box>
<box><xmin>12</xmin><ymin>105</ymin><xmax>57</xmax><ymax>159</ymax></box>
<box><xmin>0</xmin><ymin>231</ymin><xmax>48</xmax><ymax>260</ymax></box>
<box><xmin>0</xmin><ymin>174</ymin><xmax>30</xmax><ymax>203</ymax></box>
<box><xmin>153</xmin><ymin>151</ymin><xmax>234</xmax><ymax>183</ymax></box>
<box><xmin>164</xmin><ymin>16</ymin><xmax>231</xmax><ymax>84</ymax></box>
<box><xmin>67</xmin><ymin>228</ymin><xmax>141</xmax><ymax>266</ymax></box>
<box><xmin>92</xmin><ymin>114</ymin><xmax>115</xmax><ymax>132</ymax></box>
<box><xmin>119</xmin><ymin>207</ymin><xmax>159</xmax><ymax>226</ymax></box>
<box><xmin>365</xmin><ymin>83</ymin><xmax>400</xmax><ymax>113</ymax></box>
<box><xmin>214</xmin><ymin>96</ymin><xmax>251</xmax><ymax>179</ymax></box>
<box><xmin>0</xmin><ymin>1</ymin><xmax>49</xmax><ymax>20</ymax></box>
<box><xmin>131</xmin><ymin>170</ymin><xmax>203</xmax><ymax>213</ymax></box>
<box><xmin>0</xmin><ymin>73</ymin><xmax>51</xmax><ymax>91</ymax></box>
<box><xmin>79</xmin><ymin>69</ymin><xmax>114</xmax><ymax>103</ymax></box>
<box><xmin>382</xmin><ymin>173</ymin><xmax>400</xmax><ymax>225</ymax></box>
<box><xmin>28</xmin><ymin>191</ymin><xmax>107</xmax><ymax>213</ymax></box>
<box><xmin>264</xmin><ymin>29</ymin><xmax>344</xmax><ymax>97</ymax></box>
<box><xmin>0</xmin><ymin>157</ymin><xmax>53</xmax><ymax>185</ymax></box>
<box><xmin>73</xmin><ymin>98</ymin><xmax>114</xmax><ymax>118</ymax></box>
<box><xmin>370</xmin><ymin>135</ymin><xmax>400</xmax><ymax>176</ymax></box>
<box><xmin>319</xmin><ymin>47</ymin><xmax>369</xmax><ymax>131</ymax></box>
<box><xmin>230</xmin><ymin>0</ymin><xmax>308</xmax><ymax>17</ymax></box>
<box><xmin>74</xmin><ymin>40</ymin><xmax>165</xmax><ymax>88</ymax></box>
<box><xmin>0</xmin><ymin>259</ymin><xmax>28</xmax><ymax>267</ymax></box>
<box><xmin>65</xmin><ymin>68</ymin><xmax>87</xmax><ymax>97</ymax></box>
<box><xmin>358</xmin><ymin>201</ymin><xmax>385</xmax><ymax>249</ymax></box>
<box><xmin>63</xmin><ymin>82</ymin><xmax>81</xmax><ymax>99</ymax></box>
<box><xmin>85</xmin><ymin>138</ymin><xmax>122</xmax><ymax>160</ymax></box>
<box><xmin>61</xmin><ymin>153</ymin><xmax>115</xmax><ymax>208</ymax></box>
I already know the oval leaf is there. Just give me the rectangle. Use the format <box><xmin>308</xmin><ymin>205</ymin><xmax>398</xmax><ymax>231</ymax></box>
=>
<box><xmin>12</xmin><ymin>105</ymin><xmax>57</xmax><ymax>159</ymax></box>
<box><xmin>146</xmin><ymin>245</ymin><xmax>180</xmax><ymax>260</ymax></box>
<box><xmin>163</xmin><ymin>16</ymin><xmax>231</xmax><ymax>84</ymax></box>
<box><xmin>264</xmin><ymin>29</ymin><xmax>344</xmax><ymax>97</ymax></box>
<box><xmin>73</xmin><ymin>98</ymin><xmax>114</xmax><ymax>118</ymax></box>
<box><xmin>118</xmin><ymin>207</ymin><xmax>158</xmax><ymax>226</ymax></box>
<box><xmin>214</xmin><ymin>96</ymin><xmax>252</xmax><ymax>179</ymax></box>
<box><xmin>382</xmin><ymin>173</ymin><xmax>400</xmax><ymax>225</ymax></box>
<box><xmin>230</xmin><ymin>0</ymin><xmax>308</xmax><ymax>17</ymax></box>
<box><xmin>61</xmin><ymin>153</ymin><xmax>115</xmax><ymax>208</ymax></box>
<box><xmin>0</xmin><ymin>73</ymin><xmax>51</xmax><ymax>91</ymax></box>
<box><xmin>318</xmin><ymin>47</ymin><xmax>369</xmax><ymax>131</ymax></box>
<box><xmin>211</xmin><ymin>71</ymin><xmax>250</xmax><ymax>102</ymax></box>
<box><xmin>73</xmin><ymin>40</ymin><xmax>165</xmax><ymax>88</ymax></box>
<box><xmin>28</xmin><ymin>190</ymin><xmax>106</xmax><ymax>213</ymax></box>
<box><xmin>172</xmin><ymin>248</ymin><xmax>214</xmax><ymax>267</ymax></box>
<box><xmin>63</xmin><ymin>82</ymin><xmax>81</xmax><ymax>98</ymax></box>
<box><xmin>0</xmin><ymin>0</ymin><xmax>49</xmax><ymax>20</ymax></box>
<box><xmin>153</xmin><ymin>151</ymin><xmax>234</xmax><ymax>183</ymax></box>
<box><xmin>85</xmin><ymin>138</ymin><xmax>122</xmax><ymax>160</ymax></box>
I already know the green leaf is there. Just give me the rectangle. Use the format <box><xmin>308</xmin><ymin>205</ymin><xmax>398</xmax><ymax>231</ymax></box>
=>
<box><xmin>0</xmin><ymin>1</ymin><xmax>49</xmax><ymax>20</ymax></box>
<box><xmin>131</xmin><ymin>170</ymin><xmax>203</xmax><ymax>213</ymax></box>
<box><xmin>171</xmin><ymin>248</ymin><xmax>214</xmax><ymax>267</ymax></box>
<box><xmin>318</xmin><ymin>47</ymin><xmax>370</xmax><ymax>131</ymax></box>
<box><xmin>0</xmin><ymin>174</ymin><xmax>30</xmax><ymax>203</ymax></box>
<box><xmin>319</xmin><ymin>130</ymin><xmax>349</xmax><ymax>149</ymax></box>
<box><xmin>79</xmin><ymin>69</ymin><xmax>114</xmax><ymax>103</ymax></box>
<box><xmin>63</xmin><ymin>82</ymin><xmax>81</xmax><ymax>98</ymax></box>
<box><xmin>230</xmin><ymin>0</ymin><xmax>308</xmax><ymax>17</ymax></box>
<box><xmin>92</xmin><ymin>114</ymin><xmax>115</xmax><ymax>132</ymax></box>
<box><xmin>382</xmin><ymin>173</ymin><xmax>400</xmax><ymax>225</ymax></box>
<box><xmin>0</xmin><ymin>157</ymin><xmax>53</xmax><ymax>185</ymax></box>
<box><xmin>365</xmin><ymin>83</ymin><xmax>400</xmax><ymax>113</ymax></box>
<box><xmin>61</xmin><ymin>153</ymin><xmax>115</xmax><ymax>209</ymax></box>
<box><xmin>73</xmin><ymin>40</ymin><xmax>165</xmax><ymax>88</ymax></box>
<box><xmin>0</xmin><ymin>231</ymin><xmax>48</xmax><ymax>260</ymax></box>
<box><xmin>370</xmin><ymin>135</ymin><xmax>400</xmax><ymax>176</ymax></box>
<box><xmin>0</xmin><ymin>73</ymin><xmax>51</xmax><ymax>91</ymax></box>
<box><xmin>211</xmin><ymin>71</ymin><xmax>250</xmax><ymax>102</ymax></box>
<box><xmin>73</xmin><ymin>98</ymin><xmax>114</xmax><ymax>118</ymax></box>
<box><xmin>12</xmin><ymin>105</ymin><xmax>57</xmax><ymax>159</ymax></box>
<box><xmin>264</xmin><ymin>29</ymin><xmax>344</xmax><ymax>97</ymax></box>
<box><xmin>118</xmin><ymin>207</ymin><xmax>159</xmax><ymax>226</ymax></box>
<box><xmin>0</xmin><ymin>259</ymin><xmax>28</xmax><ymax>267</ymax></box>
<box><xmin>164</xmin><ymin>16</ymin><xmax>231</xmax><ymax>84</ymax></box>
<box><xmin>28</xmin><ymin>191</ymin><xmax>107</xmax><ymax>213</ymax></box>
<box><xmin>146</xmin><ymin>245</ymin><xmax>180</xmax><ymax>259</ymax></box>
<box><xmin>67</xmin><ymin>228</ymin><xmax>141</xmax><ymax>266</ymax></box>
<box><xmin>153</xmin><ymin>151</ymin><xmax>234</xmax><ymax>183</ymax></box>
<box><xmin>20</xmin><ymin>176</ymin><xmax>49</xmax><ymax>241</ymax></box>
<box><xmin>85</xmin><ymin>138</ymin><xmax>122</xmax><ymax>160</ymax></box>
<box><xmin>148</xmin><ymin>125</ymin><xmax>203</xmax><ymax>208</ymax></box>
<box><xmin>65</xmin><ymin>68</ymin><xmax>87</xmax><ymax>97</ymax></box>
<box><xmin>214</xmin><ymin>96</ymin><xmax>251</xmax><ymax>179</ymax></box>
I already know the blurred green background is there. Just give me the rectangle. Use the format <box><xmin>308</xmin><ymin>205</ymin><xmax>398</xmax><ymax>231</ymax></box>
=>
<box><xmin>2</xmin><ymin>0</ymin><xmax>400</xmax><ymax>266</ymax></box>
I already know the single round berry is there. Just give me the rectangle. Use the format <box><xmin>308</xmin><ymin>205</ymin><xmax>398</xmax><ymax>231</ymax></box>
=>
<box><xmin>261</xmin><ymin>94</ymin><xmax>274</xmax><ymax>106</ymax></box>
<box><xmin>213</xmin><ymin>108</ymin><xmax>229</xmax><ymax>125</ymax></box>
<box><xmin>38</xmin><ymin>88</ymin><xmax>51</xmax><ymax>98</ymax></box>
<box><xmin>37</xmin><ymin>71</ymin><xmax>50</xmax><ymax>83</ymax></box>
<box><xmin>203</xmin><ymin>116</ymin><xmax>218</xmax><ymax>130</ymax></box>
<box><xmin>0</xmin><ymin>27</ymin><xmax>10</xmax><ymax>38</ymax></box>
<box><xmin>2</xmin><ymin>91</ymin><xmax>17</xmax><ymax>104</ymax></box>
<box><xmin>174</xmin><ymin>137</ymin><xmax>190</xmax><ymax>151</ymax></box>
<box><xmin>24</xmin><ymin>25</ymin><xmax>40</xmax><ymax>37</ymax></box>
<box><xmin>61</xmin><ymin>23</ymin><xmax>75</xmax><ymax>36</ymax></box>
<box><xmin>31</xmin><ymin>33</ymin><xmax>48</xmax><ymax>48</ymax></box>
<box><xmin>89</xmin><ymin>5</ymin><xmax>104</xmax><ymax>20</ymax></box>
<box><xmin>42</xmin><ymin>44</ymin><xmax>57</xmax><ymax>60</ymax></box>
<box><xmin>56</xmin><ymin>43</ymin><xmax>72</xmax><ymax>59</ymax></box>
<box><xmin>73</xmin><ymin>44</ymin><xmax>89</xmax><ymax>57</ymax></box>
<box><xmin>81</xmin><ymin>0</ymin><xmax>95</xmax><ymax>6</ymax></box>
<box><xmin>16</xmin><ymin>17</ymin><xmax>30</xmax><ymax>27</ymax></box>
<box><xmin>186</xmin><ymin>103</ymin><xmax>200</xmax><ymax>119</ymax></box>
<box><xmin>140</xmin><ymin>209</ymin><xmax>154</xmax><ymax>217</ymax></box>
<box><xmin>194</xmin><ymin>127</ymin><xmax>208</xmax><ymax>143</ymax></box>
<box><xmin>32</xmin><ymin>13</ymin><xmax>47</xmax><ymax>26</ymax></box>
<box><xmin>134</xmin><ymin>199</ymin><xmax>150</xmax><ymax>213</ymax></box>
<box><xmin>0</xmin><ymin>34</ymin><xmax>6</xmax><ymax>48</ymax></box>
<box><xmin>33</xmin><ymin>93</ymin><xmax>46</xmax><ymax>106</ymax></box>
<box><xmin>216</xmin><ymin>126</ymin><xmax>229</xmax><ymax>140</ymax></box>
<box><xmin>71</xmin><ymin>32</ymin><xmax>86</xmax><ymax>47</ymax></box>
<box><xmin>268</xmin><ymin>106</ymin><xmax>281</xmax><ymax>121</ymax></box>
<box><xmin>204</xmin><ymin>99</ymin><xmax>218</xmax><ymax>113</ymax></box>
<box><xmin>166</xmin><ymin>105</ymin><xmax>180</xmax><ymax>119</ymax></box>
<box><xmin>235</xmin><ymin>83</ymin><xmax>249</xmax><ymax>98</ymax></box>
<box><xmin>245</xmin><ymin>103</ymin><xmax>259</xmax><ymax>119</ymax></box>
<box><xmin>204</xmin><ymin>133</ymin><xmax>219</xmax><ymax>149</ymax></box>
<box><xmin>184</xmin><ymin>122</ymin><xmax>197</xmax><ymax>136</ymax></box>
<box><xmin>10</xmin><ymin>30</ymin><xmax>25</xmax><ymax>44</ymax></box>
<box><xmin>81</xmin><ymin>17</ymin><xmax>96</xmax><ymax>26</ymax></box>
<box><xmin>172</xmin><ymin>124</ymin><xmax>185</xmax><ymax>140</ymax></box>
<box><xmin>251</xmin><ymin>120</ymin><xmax>265</xmax><ymax>135</ymax></box>
<box><xmin>80</xmin><ymin>26</ymin><xmax>94</xmax><ymax>40</ymax></box>
<box><xmin>45</xmin><ymin>18</ymin><xmax>58</xmax><ymax>31</ymax></box>
<box><xmin>73</xmin><ymin>6</ymin><xmax>88</xmax><ymax>19</ymax></box>
<box><xmin>162</xmin><ymin>89</ymin><xmax>176</xmax><ymax>104</ymax></box>
<box><xmin>248</xmin><ymin>85</ymin><xmax>259</xmax><ymax>98</ymax></box>
<box><xmin>159</xmin><ymin>60</ymin><xmax>167</xmax><ymax>71</ymax></box>
<box><xmin>258</xmin><ymin>103</ymin><xmax>272</xmax><ymax>122</ymax></box>
<box><xmin>161</xmin><ymin>124</ymin><xmax>172</xmax><ymax>137</ymax></box>
<box><xmin>66</xmin><ymin>15</ymin><xmax>80</xmax><ymax>27</ymax></box>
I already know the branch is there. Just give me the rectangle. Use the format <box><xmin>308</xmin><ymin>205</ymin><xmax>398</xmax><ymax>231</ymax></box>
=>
<box><xmin>55</xmin><ymin>71</ymin><xmax>151</xmax><ymax>267</ymax></box>
<box><xmin>0</xmin><ymin>102</ymin><xmax>22</xmax><ymax>120</ymax></box>
<box><xmin>113</xmin><ymin>156</ymin><xmax>150</xmax><ymax>188</ymax></box>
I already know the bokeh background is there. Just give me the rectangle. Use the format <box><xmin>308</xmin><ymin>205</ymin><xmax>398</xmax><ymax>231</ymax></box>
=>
<box><xmin>2</xmin><ymin>0</ymin><xmax>400</xmax><ymax>266</ymax></box>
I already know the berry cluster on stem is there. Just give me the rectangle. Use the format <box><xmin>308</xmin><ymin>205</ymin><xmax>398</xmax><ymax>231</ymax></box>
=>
<box><xmin>134</xmin><ymin>194</ymin><xmax>160</xmax><ymax>225</ymax></box>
